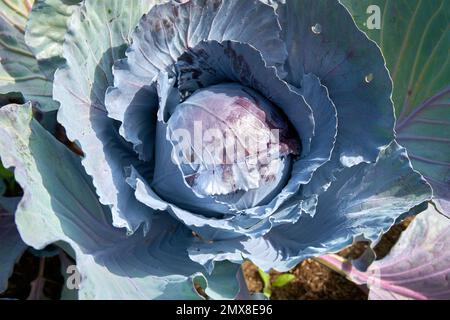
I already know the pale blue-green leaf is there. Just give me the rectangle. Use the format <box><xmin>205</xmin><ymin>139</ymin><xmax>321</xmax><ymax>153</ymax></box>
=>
<box><xmin>341</xmin><ymin>0</ymin><xmax>450</xmax><ymax>215</ymax></box>
<box><xmin>276</xmin><ymin>0</ymin><xmax>395</xmax><ymax>199</ymax></box>
<box><xmin>279</xmin><ymin>0</ymin><xmax>395</xmax><ymax>163</ymax></box>
<box><xmin>200</xmin><ymin>261</ymin><xmax>240</xmax><ymax>300</ymax></box>
<box><xmin>25</xmin><ymin>0</ymin><xmax>83</xmax><ymax>79</ymax></box>
<box><xmin>0</xmin><ymin>0</ymin><xmax>32</xmax><ymax>32</ymax></box>
<box><xmin>54</xmin><ymin>0</ymin><xmax>166</xmax><ymax>233</ymax></box>
<box><xmin>0</xmin><ymin>14</ymin><xmax>56</xmax><ymax>111</ymax></box>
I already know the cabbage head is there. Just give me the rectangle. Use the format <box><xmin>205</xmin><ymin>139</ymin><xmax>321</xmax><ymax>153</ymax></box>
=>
<box><xmin>0</xmin><ymin>0</ymin><xmax>433</xmax><ymax>299</ymax></box>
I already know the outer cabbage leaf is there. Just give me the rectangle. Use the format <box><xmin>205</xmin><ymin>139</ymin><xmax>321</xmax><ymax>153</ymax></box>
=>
<box><xmin>0</xmin><ymin>0</ymin><xmax>32</xmax><ymax>32</ymax></box>
<box><xmin>0</xmin><ymin>97</ymin><xmax>27</xmax><ymax>294</ymax></box>
<box><xmin>341</xmin><ymin>0</ymin><xmax>450</xmax><ymax>215</ymax></box>
<box><xmin>54</xmin><ymin>0</ymin><xmax>168</xmax><ymax>233</ymax></box>
<box><xmin>189</xmin><ymin>142</ymin><xmax>432</xmax><ymax>272</ymax></box>
<box><xmin>320</xmin><ymin>206</ymin><xmax>450</xmax><ymax>300</ymax></box>
<box><xmin>0</xmin><ymin>2</ymin><xmax>57</xmax><ymax>111</ymax></box>
<box><xmin>0</xmin><ymin>103</ymin><xmax>241</xmax><ymax>300</ymax></box>
<box><xmin>25</xmin><ymin>0</ymin><xmax>83</xmax><ymax>79</ymax></box>
<box><xmin>200</xmin><ymin>260</ymin><xmax>240</xmax><ymax>300</ymax></box>
<box><xmin>0</xmin><ymin>196</ymin><xmax>27</xmax><ymax>293</ymax></box>
<box><xmin>275</xmin><ymin>0</ymin><xmax>395</xmax><ymax>199</ymax></box>
<box><xmin>368</xmin><ymin>207</ymin><xmax>450</xmax><ymax>300</ymax></box>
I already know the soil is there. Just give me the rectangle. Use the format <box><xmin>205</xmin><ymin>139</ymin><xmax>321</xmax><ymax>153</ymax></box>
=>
<box><xmin>242</xmin><ymin>259</ymin><xmax>368</xmax><ymax>300</ymax></box>
<box><xmin>1</xmin><ymin>250</ymin><xmax>64</xmax><ymax>300</ymax></box>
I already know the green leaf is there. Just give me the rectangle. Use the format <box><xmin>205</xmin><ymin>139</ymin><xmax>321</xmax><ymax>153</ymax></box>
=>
<box><xmin>0</xmin><ymin>161</ymin><xmax>13</xmax><ymax>180</ymax></box>
<box><xmin>257</xmin><ymin>268</ymin><xmax>272</xmax><ymax>298</ymax></box>
<box><xmin>272</xmin><ymin>273</ymin><xmax>296</xmax><ymax>288</ymax></box>
<box><xmin>341</xmin><ymin>0</ymin><xmax>450</xmax><ymax>214</ymax></box>
<box><xmin>25</xmin><ymin>0</ymin><xmax>82</xmax><ymax>79</ymax></box>
<box><xmin>0</xmin><ymin>160</ymin><xmax>17</xmax><ymax>194</ymax></box>
<box><xmin>257</xmin><ymin>268</ymin><xmax>271</xmax><ymax>288</ymax></box>
<box><xmin>0</xmin><ymin>0</ymin><xmax>57</xmax><ymax>111</ymax></box>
